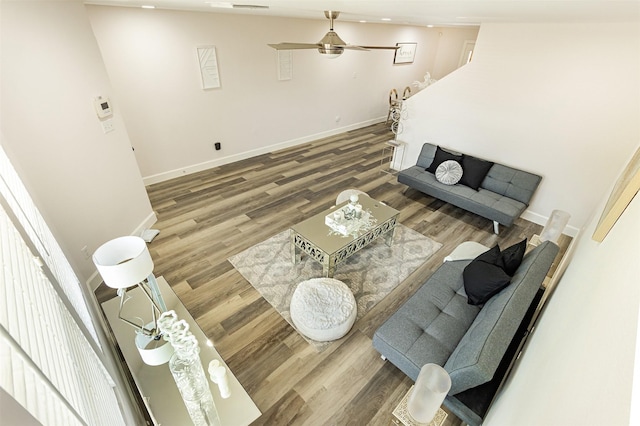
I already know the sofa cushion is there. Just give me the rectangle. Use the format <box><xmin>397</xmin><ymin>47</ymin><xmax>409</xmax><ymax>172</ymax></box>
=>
<box><xmin>498</xmin><ymin>239</ymin><xmax>527</xmax><ymax>276</ymax></box>
<box><xmin>397</xmin><ymin>167</ymin><xmax>528</xmax><ymax>227</ymax></box>
<box><xmin>415</xmin><ymin>143</ymin><xmax>438</xmax><ymax>169</ymax></box>
<box><xmin>372</xmin><ymin>260</ymin><xmax>481</xmax><ymax>381</ymax></box>
<box><xmin>480</xmin><ymin>164</ymin><xmax>541</xmax><ymax>205</ymax></box>
<box><xmin>459</xmin><ymin>155</ymin><xmax>494</xmax><ymax>190</ymax></box>
<box><xmin>426</xmin><ymin>146</ymin><xmax>463</xmax><ymax>173</ymax></box>
<box><xmin>463</xmin><ymin>247</ymin><xmax>512</xmax><ymax>305</ymax></box>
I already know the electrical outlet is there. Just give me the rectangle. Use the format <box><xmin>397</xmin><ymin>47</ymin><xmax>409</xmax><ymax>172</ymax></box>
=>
<box><xmin>335</xmin><ymin>115</ymin><xmax>341</xmax><ymax>123</ymax></box>
<box><xmin>101</xmin><ymin>119</ymin><xmax>115</xmax><ymax>134</ymax></box>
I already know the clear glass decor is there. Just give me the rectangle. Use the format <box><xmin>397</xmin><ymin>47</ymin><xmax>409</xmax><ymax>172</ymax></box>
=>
<box><xmin>539</xmin><ymin>209</ymin><xmax>571</xmax><ymax>244</ymax></box>
<box><xmin>158</xmin><ymin>311</ymin><xmax>221</xmax><ymax>426</ymax></box>
<box><xmin>407</xmin><ymin>363</ymin><xmax>451</xmax><ymax>424</ymax></box>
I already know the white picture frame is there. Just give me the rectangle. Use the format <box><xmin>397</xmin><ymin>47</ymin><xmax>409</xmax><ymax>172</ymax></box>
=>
<box><xmin>197</xmin><ymin>46</ymin><xmax>221</xmax><ymax>89</ymax></box>
<box><xmin>394</xmin><ymin>42</ymin><xmax>417</xmax><ymax>64</ymax></box>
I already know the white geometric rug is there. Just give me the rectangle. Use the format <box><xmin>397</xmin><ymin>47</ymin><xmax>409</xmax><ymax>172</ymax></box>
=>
<box><xmin>228</xmin><ymin>225</ymin><xmax>442</xmax><ymax>351</ymax></box>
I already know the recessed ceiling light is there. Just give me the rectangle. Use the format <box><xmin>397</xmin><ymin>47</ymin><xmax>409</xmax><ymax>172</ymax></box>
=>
<box><xmin>427</xmin><ymin>24</ymin><xmax>434</xmax><ymax>28</ymax></box>
<box><xmin>359</xmin><ymin>20</ymin><xmax>367</xmax><ymax>23</ymax></box>
<box><xmin>381</xmin><ymin>18</ymin><xmax>391</xmax><ymax>21</ymax></box>
<box><xmin>141</xmin><ymin>5</ymin><xmax>155</xmax><ymax>8</ymax></box>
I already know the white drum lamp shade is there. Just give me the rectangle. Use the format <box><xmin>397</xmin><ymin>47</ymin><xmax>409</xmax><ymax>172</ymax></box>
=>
<box><xmin>93</xmin><ymin>236</ymin><xmax>154</xmax><ymax>289</ymax></box>
<box><xmin>135</xmin><ymin>324</ymin><xmax>175</xmax><ymax>366</ymax></box>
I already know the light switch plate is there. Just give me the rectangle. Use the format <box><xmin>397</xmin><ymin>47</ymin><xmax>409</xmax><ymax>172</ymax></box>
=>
<box><xmin>102</xmin><ymin>119</ymin><xmax>115</xmax><ymax>134</ymax></box>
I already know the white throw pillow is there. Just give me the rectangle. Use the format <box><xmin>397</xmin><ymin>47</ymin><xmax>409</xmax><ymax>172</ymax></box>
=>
<box><xmin>435</xmin><ymin>160</ymin><xmax>463</xmax><ymax>185</ymax></box>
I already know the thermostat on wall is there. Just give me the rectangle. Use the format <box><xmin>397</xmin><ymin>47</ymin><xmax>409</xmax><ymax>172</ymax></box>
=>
<box><xmin>94</xmin><ymin>96</ymin><xmax>113</xmax><ymax>119</ymax></box>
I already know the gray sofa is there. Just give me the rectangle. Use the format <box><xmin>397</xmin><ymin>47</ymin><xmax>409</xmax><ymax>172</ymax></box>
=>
<box><xmin>398</xmin><ymin>143</ymin><xmax>542</xmax><ymax>233</ymax></box>
<box><xmin>372</xmin><ymin>240</ymin><xmax>559</xmax><ymax>425</ymax></box>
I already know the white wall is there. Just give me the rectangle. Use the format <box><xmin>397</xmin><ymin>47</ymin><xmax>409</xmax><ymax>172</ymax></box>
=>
<box><xmin>399</xmin><ymin>23</ymin><xmax>640</xmax><ymax>231</ymax></box>
<box><xmin>0</xmin><ymin>1</ymin><xmax>155</xmax><ymax>283</ymax></box>
<box><xmin>86</xmin><ymin>6</ymin><xmax>478</xmax><ymax>183</ymax></box>
<box><xmin>485</xmin><ymin>151</ymin><xmax>640</xmax><ymax>425</ymax></box>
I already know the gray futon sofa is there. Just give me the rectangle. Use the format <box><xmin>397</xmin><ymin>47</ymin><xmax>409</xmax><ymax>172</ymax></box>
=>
<box><xmin>373</xmin><ymin>240</ymin><xmax>559</xmax><ymax>425</ymax></box>
<box><xmin>398</xmin><ymin>143</ymin><xmax>542</xmax><ymax>234</ymax></box>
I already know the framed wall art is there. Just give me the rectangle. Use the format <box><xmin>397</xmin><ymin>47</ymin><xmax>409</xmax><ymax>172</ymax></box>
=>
<box><xmin>197</xmin><ymin>46</ymin><xmax>221</xmax><ymax>89</ymax></box>
<box><xmin>394</xmin><ymin>42</ymin><xmax>417</xmax><ymax>64</ymax></box>
<box><xmin>592</xmin><ymin>145</ymin><xmax>640</xmax><ymax>242</ymax></box>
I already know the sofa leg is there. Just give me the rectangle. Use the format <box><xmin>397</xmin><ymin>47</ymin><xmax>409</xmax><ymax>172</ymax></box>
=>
<box><xmin>493</xmin><ymin>221</ymin><xmax>500</xmax><ymax>234</ymax></box>
<box><xmin>380</xmin><ymin>355</ymin><xmax>387</xmax><ymax>361</ymax></box>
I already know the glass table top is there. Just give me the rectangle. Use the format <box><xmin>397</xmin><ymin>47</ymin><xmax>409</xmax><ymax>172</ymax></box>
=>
<box><xmin>290</xmin><ymin>194</ymin><xmax>399</xmax><ymax>255</ymax></box>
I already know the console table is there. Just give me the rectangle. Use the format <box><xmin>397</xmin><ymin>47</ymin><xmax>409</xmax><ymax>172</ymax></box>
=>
<box><xmin>101</xmin><ymin>277</ymin><xmax>261</xmax><ymax>425</ymax></box>
<box><xmin>380</xmin><ymin>139</ymin><xmax>407</xmax><ymax>174</ymax></box>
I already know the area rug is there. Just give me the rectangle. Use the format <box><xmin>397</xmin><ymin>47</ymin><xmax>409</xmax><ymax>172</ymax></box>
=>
<box><xmin>228</xmin><ymin>224</ymin><xmax>442</xmax><ymax>351</ymax></box>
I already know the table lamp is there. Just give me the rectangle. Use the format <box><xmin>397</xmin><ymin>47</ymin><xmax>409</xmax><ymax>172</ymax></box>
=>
<box><xmin>93</xmin><ymin>236</ymin><xmax>173</xmax><ymax>365</ymax></box>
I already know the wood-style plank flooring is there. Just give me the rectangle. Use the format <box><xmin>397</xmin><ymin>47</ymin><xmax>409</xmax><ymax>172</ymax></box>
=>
<box><xmin>96</xmin><ymin>122</ymin><xmax>571</xmax><ymax>425</ymax></box>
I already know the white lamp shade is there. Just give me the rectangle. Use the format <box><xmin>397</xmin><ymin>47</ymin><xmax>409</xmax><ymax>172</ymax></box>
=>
<box><xmin>135</xmin><ymin>332</ymin><xmax>174</xmax><ymax>366</ymax></box>
<box><xmin>93</xmin><ymin>236</ymin><xmax>154</xmax><ymax>289</ymax></box>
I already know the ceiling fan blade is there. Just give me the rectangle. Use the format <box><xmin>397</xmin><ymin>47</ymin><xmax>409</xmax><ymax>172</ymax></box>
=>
<box><xmin>357</xmin><ymin>46</ymin><xmax>402</xmax><ymax>50</ymax></box>
<box><xmin>343</xmin><ymin>45</ymin><xmax>370</xmax><ymax>51</ymax></box>
<box><xmin>268</xmin><ymin>43</ymin><xmax>321</xmax><ymax>50</ymax></box>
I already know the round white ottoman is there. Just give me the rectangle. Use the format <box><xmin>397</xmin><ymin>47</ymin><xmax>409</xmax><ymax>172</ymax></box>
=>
<box><xmin>290</xmin><ymin>278</ymin><xmax>357</xmax><ymax>342</ymax></box>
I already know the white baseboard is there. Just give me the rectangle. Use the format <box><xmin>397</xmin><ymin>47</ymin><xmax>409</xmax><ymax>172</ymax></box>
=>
<box><xmin>522</xmin><ymin>210</ymin><xmax>580</xmax><ymax>237</ymax></box>
<box><xmin>142</xmin><ymin>118</ymin><xmax>385</xmax><ymax>186</ymax></box>
<box><xmin>86</xmin><ymin>211</ymin><xmax>158</xmax><ymax>292</ymax></box>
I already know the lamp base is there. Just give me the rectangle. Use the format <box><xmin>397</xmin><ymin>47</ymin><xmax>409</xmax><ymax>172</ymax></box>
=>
<box><xmin>392</xmin><ymin>385</ymin><xmax>448</xmax><ymax>426</ymax></box>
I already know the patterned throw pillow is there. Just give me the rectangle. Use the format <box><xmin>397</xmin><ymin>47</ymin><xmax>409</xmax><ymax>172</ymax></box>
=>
<box><xmin>435</xmin><ymin>160</ymin><xmax>463</xmax><ymax>185</ymax></box>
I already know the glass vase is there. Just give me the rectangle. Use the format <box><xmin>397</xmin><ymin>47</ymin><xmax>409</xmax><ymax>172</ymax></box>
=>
<box><xmin>407</xmin><ymin>363</ymin><xmax>451</xmax><ymax>424</ymax></box>
<box><xmin>168</xmin><ymin>343</ymin><xmax>221</xmax><ymax>426</ymax></box>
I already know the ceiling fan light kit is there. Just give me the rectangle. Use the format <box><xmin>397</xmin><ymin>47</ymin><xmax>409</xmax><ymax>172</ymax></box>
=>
<box><xmin>268</xmin><ymin>10</ymin><xmax>399</xmax><ymax>58</ymax></box>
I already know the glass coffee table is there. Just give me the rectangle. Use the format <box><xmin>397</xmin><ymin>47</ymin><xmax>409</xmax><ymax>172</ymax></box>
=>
<box><xmin>290</xmin><ymin>195</ymin><xmax>400</xmax><ymax>278</ymax></box>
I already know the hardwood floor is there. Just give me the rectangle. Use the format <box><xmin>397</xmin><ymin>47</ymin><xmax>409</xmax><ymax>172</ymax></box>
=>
<box><xmin>96</xmin><ymin>122</ymin><xmax>571</xmax><ymax>425</ymax></box>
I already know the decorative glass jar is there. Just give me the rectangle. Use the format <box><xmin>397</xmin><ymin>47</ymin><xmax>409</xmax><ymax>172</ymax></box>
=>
<box><xmin>159</xmin><ymin>311</ymin><xmax>221</xmax><ymax>426</ymax></box>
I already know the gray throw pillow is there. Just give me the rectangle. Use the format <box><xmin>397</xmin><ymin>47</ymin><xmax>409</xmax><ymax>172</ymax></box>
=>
<box><xmin>435</xmin><ymin>160</ymin><xmax>463</xmax><ymax>185</ymax></box>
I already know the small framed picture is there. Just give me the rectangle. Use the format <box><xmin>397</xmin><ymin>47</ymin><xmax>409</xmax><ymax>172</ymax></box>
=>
<box><xmin>394</xmin><ymin>42</ymin><xmax>417</xmax><ymax>64</ymax></box>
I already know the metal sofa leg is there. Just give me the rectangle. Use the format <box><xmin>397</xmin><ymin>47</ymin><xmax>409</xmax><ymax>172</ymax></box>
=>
<box><xmin>493</xmin><ymin>221</ymin><xmax>500</xmax><ymax>234</ymax></box>
<box><xmin>380</xmin><ymin>355</ymin><xmax>387</xmax><ymax>361</ymax></box>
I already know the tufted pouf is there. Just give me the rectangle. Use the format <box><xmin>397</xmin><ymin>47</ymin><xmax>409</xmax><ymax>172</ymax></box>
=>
<box><xmin>290</xmin><ymin>278</ymin><xmax>357</xmax><ymax>342</ymax></box>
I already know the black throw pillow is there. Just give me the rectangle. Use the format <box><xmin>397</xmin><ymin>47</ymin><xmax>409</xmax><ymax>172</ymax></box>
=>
<box><xmin>462</xmin><ymin>245</ymin><xmax>510</xmax><ymax>305</ymax></box>
<box><xmin>426</xmin><ymin>146</ymin><xmax>463</xmax><ymax>174</ymax></box>
<box><xmin>475</xmin><ymin>244</ymin><xmax>501</xmax><ymax>264</ymax></box>
<box><xmin>459</xmin><ymin>155</ymin><xmax>494</xmax><ymax>190</ymax></box>
<box><xmin>498</xmin><ymin>238</ymin><xmax>527</xmax><ymax>276</ymax></box>
<box><xmin>463</xmin><ymin>256</ymin><xmax>511</xmax><ymax>306</ymax></box>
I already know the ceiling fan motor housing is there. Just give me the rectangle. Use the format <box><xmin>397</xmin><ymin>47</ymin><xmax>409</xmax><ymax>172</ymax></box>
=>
<box><xmin>318</xmin><ymin>30</ymin><xmax>345</xmax><ymax>56</ymax></box>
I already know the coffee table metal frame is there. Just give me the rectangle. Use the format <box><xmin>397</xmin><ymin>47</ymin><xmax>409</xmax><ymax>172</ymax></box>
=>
<box><xmin>290</xmin><ymin>196</ymin><xmax>400</xmax><ymax>278</ymax></box>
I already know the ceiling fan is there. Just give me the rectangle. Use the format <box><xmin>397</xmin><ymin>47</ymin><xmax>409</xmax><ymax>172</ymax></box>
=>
<box><xmin>268</xmin><ymin>10</ymin><xmax>399</xmax><ymax>58</ymax></box>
